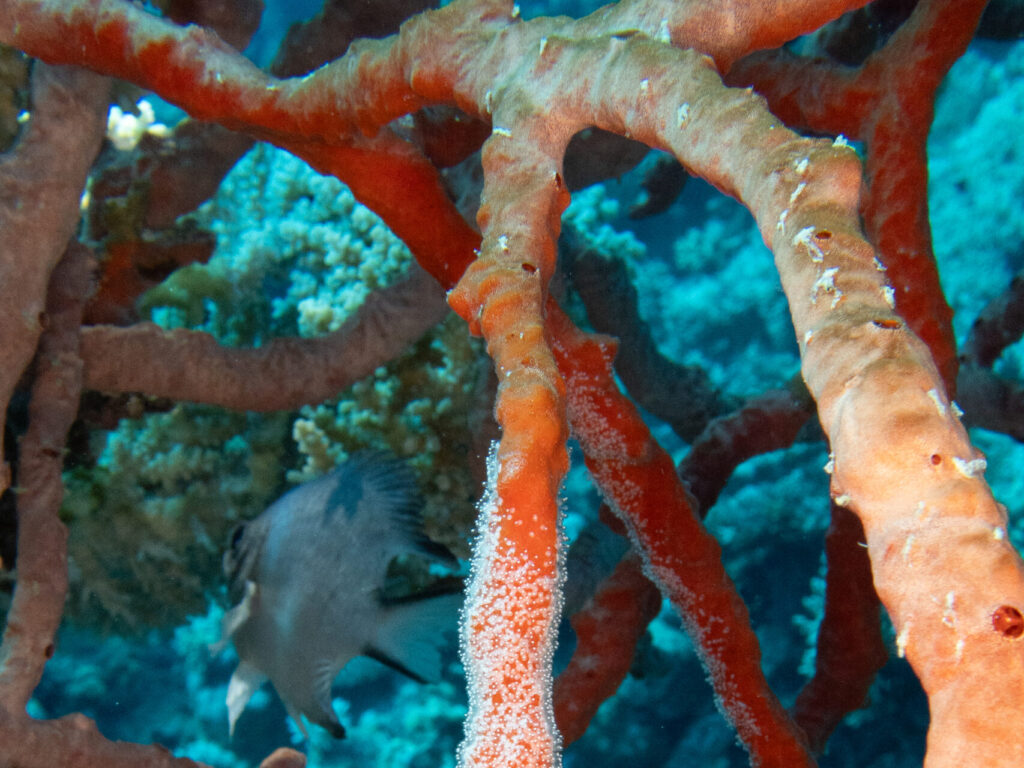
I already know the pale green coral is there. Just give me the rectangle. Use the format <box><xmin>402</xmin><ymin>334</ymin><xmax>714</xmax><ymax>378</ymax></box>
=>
<box><xmin>563</xmin><ymin>184</ymin><xmax>646</xmax><ymax>263</ymax></box>
<box><xmin>62</xmin><ymin>142</ymin><xmax>486</xmax><ymax>631</ymax></box>
<box><xmin>137</xmin><ymin>263</ymin><xmax>234</xmax><ymax>328</ymax></box>
<box><xmin>185</xmin><ymin>143</ymin><xmax>411</xmax><ymax>343</ymax></box>
<box><xmin>63</xmin><ymin>406</ymin><xmax>290</xmax><ymax>630</ymax></box>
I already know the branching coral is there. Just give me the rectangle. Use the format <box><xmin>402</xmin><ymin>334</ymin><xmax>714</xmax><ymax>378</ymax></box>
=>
<box><xmin>0</xmin><ymin>0</ymin><xmax>1023</xmax><ymax>767</ymax></box>
<box><xmin>60</xmin><ymin>141</ymin><xmax>488</xmax><ymax>630</ymax></box>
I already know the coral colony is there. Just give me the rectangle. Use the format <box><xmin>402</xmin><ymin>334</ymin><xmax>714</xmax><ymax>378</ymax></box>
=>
<box><xmin>0</xmin><ymin>1</ymin><xmax>1023</xmax><ymax>767</ymax></box>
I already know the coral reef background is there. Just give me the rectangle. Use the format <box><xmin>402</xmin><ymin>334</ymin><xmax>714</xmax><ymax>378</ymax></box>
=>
<box><xmin>6</xmin><ymin>4</ymin><xmax>1023</xmax><ymax>767</ymax></box>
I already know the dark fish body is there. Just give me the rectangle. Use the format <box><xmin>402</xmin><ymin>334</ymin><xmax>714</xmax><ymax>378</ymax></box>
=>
<box><xmin>221</xmin><ymin>454</ymin><xmax>459</xmax><ymax>737</ymax></box>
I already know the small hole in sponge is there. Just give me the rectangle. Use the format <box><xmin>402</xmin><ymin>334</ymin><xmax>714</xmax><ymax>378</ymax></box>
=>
<box><xmin>992</xmin><ymin>605</ymin><xmax>1024</xmax><ymax>639</ymax></box>
<box><xmin>872</xmin><ymin>318</ymin><xmax>902</xmax><ymax>330</ymax></box>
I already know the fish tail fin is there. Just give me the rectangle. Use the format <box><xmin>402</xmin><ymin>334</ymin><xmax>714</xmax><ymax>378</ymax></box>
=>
<box><xmin>366</xmin><ymin>592</ymin><xmax>462</xmax><ymax>683</ymax></box>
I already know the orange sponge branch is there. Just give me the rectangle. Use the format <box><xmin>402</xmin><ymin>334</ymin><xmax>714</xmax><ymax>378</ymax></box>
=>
<box><xmin>549</xmin><ymin>304</ymin><xmax>816</xmax><ymax>768</ymax></box>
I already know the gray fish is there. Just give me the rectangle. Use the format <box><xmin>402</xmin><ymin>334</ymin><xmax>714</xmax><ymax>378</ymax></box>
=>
<box><xmin>220</xmin><ymin>454</ymin><xmax>460</xmax><ymax>738</ymax></box>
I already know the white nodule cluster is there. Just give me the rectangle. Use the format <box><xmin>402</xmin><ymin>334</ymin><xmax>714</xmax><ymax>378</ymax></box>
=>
<box><xmin>106</xmin><ymin>99</ymin><xmax>169</xmax><ymax>151</ymax></box>
<box><xmin>456</xmin><ymin>443</ymin><xmax>564</xmax><ymax>768</ymax></box>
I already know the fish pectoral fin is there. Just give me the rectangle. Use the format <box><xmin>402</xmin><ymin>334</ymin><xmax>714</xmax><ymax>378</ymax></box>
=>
<box><xmin>213</xmin><ymin>581</ymin><xmax>258</xmax><ymax>653</ymax></box>
<box><xmin>366</xmin><ymin>592</ymin><xmax>462</xmax><ymax>683</ymax></box>
<box><xmin>227</xmin><ymin>660</ymin><xmax>267</xmax><ymax>737</ymax></box>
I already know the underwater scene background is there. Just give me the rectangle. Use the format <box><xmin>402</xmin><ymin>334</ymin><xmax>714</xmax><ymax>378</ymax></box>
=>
<box><xmin>2</xmin><ymin>1</ymin><xmax>1023</xmax><ymax>766</ymax></box>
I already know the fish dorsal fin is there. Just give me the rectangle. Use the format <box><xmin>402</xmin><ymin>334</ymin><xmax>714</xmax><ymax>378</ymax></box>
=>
<box><xmin>364</xmin><ymin>592</ymin><xmax>462</xmax><ymax>683</ymax></box>
<box><xmin>325</xmin><ymin>452</ymin><xmax>419</xmax><ymax>522</ymax></box>
<box><xmin>329</xmin><ymin>453</ymin><xmax>458</xmax><ymax>566</ymax></box>
<box><xmin>227</xmin><ymin>661</ymin><xmax>267</xmax><ymax>737</ymax></box>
